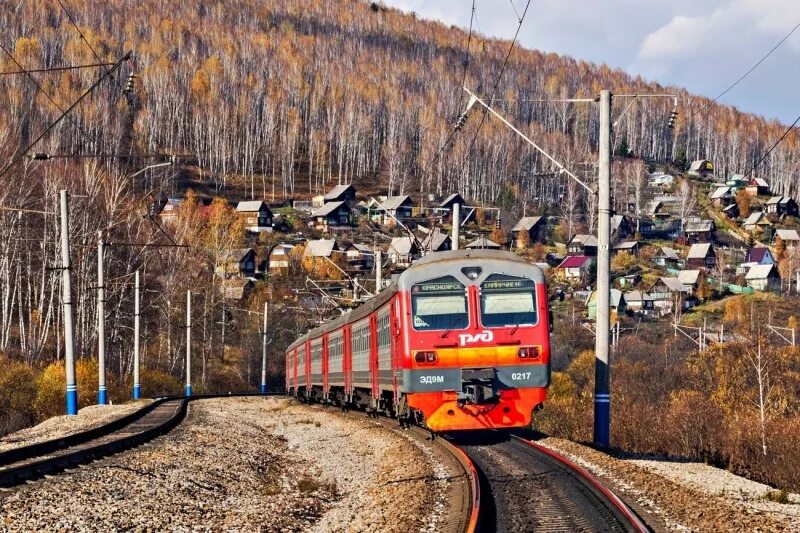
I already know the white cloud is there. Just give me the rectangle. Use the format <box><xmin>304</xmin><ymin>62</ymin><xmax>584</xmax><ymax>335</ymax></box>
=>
<box><xmin>638</xmin><ymin>16</ymin><xmax>710</xmax><ymax>59</ymax></box>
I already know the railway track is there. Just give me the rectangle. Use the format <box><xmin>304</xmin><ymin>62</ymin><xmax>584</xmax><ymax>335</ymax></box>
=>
<box><xmin>0</xmin><ymin>393</ymin><xmax>271</xmax><ymax>489</ymax></box>
<box><xmin>456</xmin><ymin>432</ymin><xmax>649</xmax><ymax>533</ymax></box>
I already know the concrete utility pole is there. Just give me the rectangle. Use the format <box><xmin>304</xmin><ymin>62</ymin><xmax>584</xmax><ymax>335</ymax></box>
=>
<box><xmin>185</xmin><ymin>290</ymin><xmax>192</xmax><ymax>396</ymax></box>
<box><xmin>375</xmin><ymin>250</ymin><xmax>383</xmax><ymax>291</ymax></box>
<box><xmin>452</xmin><ymin>203</ymin><xmax>460</xmax><ymax>250</ymax></box>
<box><xmin>133</xmin><ymin>270</ymin><xmax>141</xmax><ymax>399</ymax></box>
<box><xmin>97</xmin><ymin>231</ymin><xmax>107</xmax><ymax>405</ymax></box>
<box><xmin>593</xmin><ymin>90</ymin><xmax>612</xmax><ymax>448</ymax></box>
<box><xmin>60</xmin><ymin>190</ymin><xmax>78</xmax><ymax>415</ymax></box>
<box><xmin>260</xmin><ymin>302</ymin><xmax>268</xmax><ymax>394</ymax></box>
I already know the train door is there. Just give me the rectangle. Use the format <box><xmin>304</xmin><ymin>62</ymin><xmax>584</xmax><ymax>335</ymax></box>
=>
<box><xmin>344</xmin><ymin>325</ymin><xmax>352</xmax><ymax>399</ymax></box>
<box><xmin>322</xmin><ymin>335</ymin><xmax>330</xmax><ymax>399</ymax></box>
<box><xmin>370</xmin><ymin>314</ymin><xmax>379</xmax><ymax>400</ymax></box>
<box><xmin>390</xmin><ymin>297</ymin><xmax>402</xmax><ymax>405</ymax></box>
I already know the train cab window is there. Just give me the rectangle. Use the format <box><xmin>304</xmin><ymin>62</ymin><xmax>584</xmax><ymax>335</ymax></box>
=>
<box><xmin>479</xmin><ymin>274</ymin><xmax>537</xmax><ymax>328</ymax></box>
<box><xmin>410</xmin><ymin>276</ymin><xmax>469</xmax><ymax>331</ymax></box>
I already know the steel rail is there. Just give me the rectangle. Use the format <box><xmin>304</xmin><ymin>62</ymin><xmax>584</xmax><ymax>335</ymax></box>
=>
<box><xmin>0</xmin><ymin>393</ymin><xmax>278</xmax><ymax>488</ymax></box>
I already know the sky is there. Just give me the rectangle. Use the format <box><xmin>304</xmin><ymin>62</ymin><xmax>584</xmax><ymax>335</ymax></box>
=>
<box><xmin>383</xmin><ymin>0</ymin><xmax>800</xmax><ymax>124</ymax></box>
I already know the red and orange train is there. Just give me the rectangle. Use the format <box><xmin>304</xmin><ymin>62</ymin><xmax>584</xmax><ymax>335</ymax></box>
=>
<box><xmin>286</xmin><ymin>249</ymin><xmax>551</xmax><ymax>432</ymax></box>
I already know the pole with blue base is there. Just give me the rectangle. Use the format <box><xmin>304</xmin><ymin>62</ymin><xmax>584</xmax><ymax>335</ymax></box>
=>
<box><xmin>260</xmin><ymin>302</ymin><xmax>268</xmax><ymax>394</ymax></box>
<box><xmin>60</xmin><ymin>190</ymin><xmax>78</xmax><ymax>415</ymax></box>
<box><xmin>185</xmin><ymin>290</ymin><xmax>192</xmax><ymax>397</ymax></box>
<box><xmin>97</xmin><ymin>231</ymin><xmax>108</xmax><ymax>405</ymax></box>
<box><xmin>133</xmin><ymin>270</ymin><xmax>141</xmax><ymax>400</ymax></box>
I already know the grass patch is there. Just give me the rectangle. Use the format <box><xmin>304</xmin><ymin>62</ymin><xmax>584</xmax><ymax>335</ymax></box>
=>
<box><xmin>765</xmin><ymin>490</ymin><xmax>790</xmax><ymax>504</ymax></box>
<box><xmin>297</xmin><ymin>475</ymin><xmax>337</xmax><ymax>495</ymax></box>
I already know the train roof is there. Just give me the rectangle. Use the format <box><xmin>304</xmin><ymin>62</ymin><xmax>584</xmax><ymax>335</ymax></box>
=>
<box><xmin>285</xmin><ymin>249</ymin><xmax>542</xmax><ymax>351</ymax></box>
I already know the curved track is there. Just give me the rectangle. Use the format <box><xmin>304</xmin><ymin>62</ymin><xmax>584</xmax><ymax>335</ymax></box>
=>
<box><xmin>0</xmin><ymin>393</ymin><xmax>273</xmax><ymax>488</ymax></box>
<box><xmin>456</xmin><ymin>433</ymin><xmax>649</xmax><ymax>533</ymax></box>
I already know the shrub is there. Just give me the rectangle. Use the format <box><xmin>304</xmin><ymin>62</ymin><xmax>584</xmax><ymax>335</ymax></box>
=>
<box><xmin>0</xmin><ymin>357</ymin><xmax>38</xmax><ymax>435</ymax></box>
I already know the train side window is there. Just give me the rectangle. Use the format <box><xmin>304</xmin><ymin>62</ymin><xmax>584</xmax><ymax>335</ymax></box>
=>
<box><xmin>479</xmin><ymin>274</ymin><xmax>537</xmax><ymax>328</ymax></box>
<box><xmin>410</xmin><ymin>276</ymin><xmax>469</xmax><ymax>331</ymax></box>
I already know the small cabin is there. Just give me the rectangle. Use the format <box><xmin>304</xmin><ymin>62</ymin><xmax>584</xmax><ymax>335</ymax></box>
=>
<box><xmin>377</xmin><ymin>196</ymin><xmax>414</xmax><ymax>225</ymax></box>
<box><xmin>511</xmin><ymin>216</ymin><xmax>546</xmax><ymax>247</ymax></box>
<box><xmin>567</xmin><ymin>234</ymin><xmax>598</xmax><ymax>256</ymax></box>
<box><xmin>310</xmin><ymin>201</ymin><xmax>351</xmax><ymax>231</ymax></box>
<box><xmin>746</xmin><ymin>264</ymin><xmax>780</xmax><ymax>292</ymax></box>
<box><xmin>323</xmin><ymin>184</ymin><xmax>357</xmax><ymax>205</ymax></box>
<box><xmin>235</xmin><ymin>201</ymin><xmax>273</xmax><ymax>233</ymax></box>
<box><xmin>686</xmin><ymin>242</ymin><xmax>716</xmax><ymax>269</ymax></box>
<box><xmin>746</xmin><ymin>178</ymin><xmax>769</xmax><ymax>197</ymax></box>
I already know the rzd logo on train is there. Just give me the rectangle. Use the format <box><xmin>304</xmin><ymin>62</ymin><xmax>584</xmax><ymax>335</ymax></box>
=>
<box><xmin>458</xmin><ymin>330</ymin><xmax>494</xmax><ymax>346</ymax></box>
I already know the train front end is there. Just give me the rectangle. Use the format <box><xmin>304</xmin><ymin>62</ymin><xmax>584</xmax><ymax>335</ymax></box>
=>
<box><xmin>399</xmin><ymin>250</ymin><xmax>551</xmax><ymax>432</ymax></box>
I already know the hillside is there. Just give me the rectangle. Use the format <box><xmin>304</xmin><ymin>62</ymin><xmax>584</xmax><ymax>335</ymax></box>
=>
<box><xmin>1</xmin><ymin>0</ymin><xmax>799</xmax><ymax>209</ymax></box>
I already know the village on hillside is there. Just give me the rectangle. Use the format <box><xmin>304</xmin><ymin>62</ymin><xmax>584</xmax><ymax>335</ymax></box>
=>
<box><xmin>155</xmin><ymin>157</ymin><xmax>800</xmax><ymax>341</ymax></box>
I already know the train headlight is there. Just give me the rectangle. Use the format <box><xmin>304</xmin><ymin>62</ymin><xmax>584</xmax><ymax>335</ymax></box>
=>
<box><xmin>414</xmin><ymin>351</ymin><xmax>438</xmax><ymax>364</ymax></box>
<box><xmin>518</xmin><ymin>347</ymin><xmax>540</xmax><ymax>359</ymax></box>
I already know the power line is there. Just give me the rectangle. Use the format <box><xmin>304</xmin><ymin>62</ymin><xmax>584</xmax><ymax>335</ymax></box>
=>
<box><xmin>683</xmin><ymin>19</ymin><xmax>800</xmax><ymax>124</ymax></box>
<box><xmin>0</xmin><ymin>50</ymin><xmax>132</xmax><ymax>182</ymax></box>
<box><xmin>744</xmin><ymin>112</ymin><xmax>800</xmax><ymax>179</ymax></box>
<box><xmin>0</xmin><ymin>43</ymin><xmax>95</xmax><ymax>147</ymax></box>
<box><xmin>0</xmin><ymin>61</ymin><xmax>116</xmax><ymax>76</ymax></box>
<box><xmin>56</xmin><ymin>0</ymin><xmax>115</xmax><ymax>81</ymax></box>
<box><xmin>463</xmin><ymin>0</ymin><xmax>532</xmax><ymax>159</ymax></box>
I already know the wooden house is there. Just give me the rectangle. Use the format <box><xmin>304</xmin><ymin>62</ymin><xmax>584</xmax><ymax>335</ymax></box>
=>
<box><xmin>610</xmin><ymin>214</ymin><xmax>633</xmax><ymax>242</ymax></box>
<box><xmin>688</xmin><ymin>159</ymin><xmax>714</xmax><ymax>178</ymax></box>
<box><xmin>677</xmin><ymin>269</ymin><xmax>702</xmax><ymax>295</ymax></box>
<box><xmin>774</xmin><ymin>229</ymin><xmax>800</xmax><ymax>247</ymax></box>
<box><xmin>217</xmin><ymin>248</ymin><xmax>257</xmax><ymax>278</ymax></box>
<box><xmin>625</xmin><ymin>290</ymin><xmax>655</xmax><ymax>316</ymax></box>
<box><xmin>465</xmin><ymin>236</ymin><xmax>502</xmax><ymax>249</ymax></box>
<box><xmin>709</xmin><ymin>186</ymin><xmax>733</xmax><ymax>207</ymax></box>
<box><xmin>377</xmin><ymin>196</ymin><xmax>414</xmax><ymax>225</ymax></box>
<box><xmin>652</xmin><ymin>246</ymin><xmax>681</xmax><ymax>267</ymax></box>
<box><xmin>437</xmin><ymin>193</ymin><xmax>473</xmax><ymax>223</ymax></box>
<box><xmin>268</xmin><ymin>243</ymin><xmax>295</xmax><ymax>273</ymax></box>
<box><xmin>746</xmin><ymin>264</ymin><xmax>781</xmax><ymax>292</ymax></box>
<box><xmin>419</xmin><ymin>228</ymin><xmax>451</xmax><ymax>255</ymax></box>
<box><xmin>683</xmin><ymin>219</ymin><xmax>715</xmax><ymax>243</ymax></box>
<box><xmin>649</xmin><ymin>277</ymin><xmax>691</xmax><ymax>312</ymax></box>
<box><xmin>612</xmin><ymin>241</ymin><xmax>639</xmax><ymax>256</ymax></box>
<box><xmin>567</xmin><ymin>234</ymin><xmax>598</xmax><ymax>256</ymax></box>
<box><xmin>511</xmin><ymin>216</ymin><xmax>546</xmax><ymax>247</ymax></box>
<box><xmin>344</xmin><ymin>243</ymin><xmax>374</xmax><ymax>271</ymax></box>
<box><xmin>556</xmin><ymin>255</ymin><xmax>592</xmax><ymax>281</ymax></box>
<box><xmin>765</xmin><ymin>196</ymin><xmax>799</xmax><ymax>218</ymax></box>
<box><xmin>323</xmin><ymin>184</ymin><xmax>357</xmax><ymax>205</ymax></box>
<box><xmin>387</xmin><ymin>236</ymin><xmax>419</xmax><ymax>267</ymax></box>
<box><xmin>746</xmin><ymin>178</ymin><xmax>769</xmax><ymax>196</ymax></box>
<box><xmin>587</xmin><ymin>289</ymin><xmax>626</xmax><ymax>320</ymax></box>
<box><xmin>686</xmin><ymin>242</ymin><xmax>716</xmax><ymax>269</ymax></box>
<box><xmin>743</xmin><ymin>211</ymin><xmax>772</xmax><ymax>232</ymax></box>
<box><xmin>235</xmin><ymin>201</ymin><xmax>273</xmax><ymax>233</ymax></box>
<box><xmin>223</xmin><ymin>279</ymin><xmax>254</xmax><ymax>301</ymax></box>
<box><xmin>310</xmin><ymin>201</ymin><xmax>351</xmax><ymax>231</ymax></box>
<box><xmin>721</xmin><ymin>203</ymin><xmax>739</xmax><ymax>219</ymax></box>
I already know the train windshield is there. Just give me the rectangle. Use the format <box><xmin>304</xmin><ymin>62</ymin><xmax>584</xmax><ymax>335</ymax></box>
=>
<box><xmin>480</xmin><ymin>274</ymin><xmax>537</xmax><ymax>328</ymax></box>
<box><xmin>411</xmin><ymin>276</ymin><xmax>469</xmax><ymax>331</ymax></box>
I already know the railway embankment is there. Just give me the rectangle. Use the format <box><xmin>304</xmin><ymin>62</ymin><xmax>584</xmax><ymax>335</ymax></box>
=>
<box><xmin>537</xmin><ymin>437</ymin><xmax>800</xmax><ymax>532</ymax></box>
<box><xmin>0</xmin><ymin>397</ymin><xmax>453</xmax><ymax>531</ymax></box>
<box><xmin>0</xmin><ymin>400</ymin><xmax>153</xmax><ymax>452</ymax></box>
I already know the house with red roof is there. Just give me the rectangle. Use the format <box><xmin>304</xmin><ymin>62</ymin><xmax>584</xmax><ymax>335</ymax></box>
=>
<box><xmin>557</xmin><ymin>255</ymin><xmax>592</xmax><ymax>281</ymax></box>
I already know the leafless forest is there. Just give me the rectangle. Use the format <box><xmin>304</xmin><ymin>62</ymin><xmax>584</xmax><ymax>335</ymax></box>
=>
<box><xmin>2</xmin><ymin>0</ymin><xmax>800</xmax><ymax>491</ymax></box>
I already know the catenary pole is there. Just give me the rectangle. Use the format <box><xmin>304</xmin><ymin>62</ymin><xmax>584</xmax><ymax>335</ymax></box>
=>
<box><xmin>594</xmin><ymin>90</ymin><xmax>612</xmax><ymax>448</ymax></box>
<box><xmin>260</xmin><ymin>301</ymin><xmax>268</xmax><ymax>394</ymax></box>
<box><xmin>375</xmin><ymin>250</ymin><xmax>383</xmax><ymax>291</ymax></box>
<box><xmin>60</xmin><ymin>190</ymin><xmax>78</xmax><ymax>415</ymax></box>
<box><xmin>185</xmin><ymin>290</ymin><xmax>192</xmax><ymax>396</ymax></box>
<box><xmin>96</xmin><ymin>231</ymin><xmax>107</xmax><ymax>404</ymax></box>
<box><xmin>133</xmin><ymin>270</ymin><xmax>141</xmax><ymax>399</ymax></box>
<box><xmin>452</xmin><ymin>203</ymin><xmax>460</xmax><ymax>250</ymax></box>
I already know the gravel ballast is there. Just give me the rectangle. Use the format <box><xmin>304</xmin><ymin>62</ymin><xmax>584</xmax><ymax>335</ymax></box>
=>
<box><xmin>0</xmin><ymin>400</ymin><xmax>153</xmax><ymax>452</ymax></box>
<box><xmin>537</xmin><ymin>437</ymin><xmax>800</xmax><ymax>532</ymax></box>
<box><xmin>0</xmin><ymin>397</ymin><xmax>446</xmax><ymax>531</ymax></box>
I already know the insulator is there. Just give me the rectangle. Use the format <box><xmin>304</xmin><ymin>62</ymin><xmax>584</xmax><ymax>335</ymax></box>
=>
<box><xmin>124</xmin><ymin>74</ymin><xmax>136</xmax><ymax>93</ymax></box>
<box><xmin>31</xmin><ymin>153</ymin><xmax>51</xmax><ymax>160</ymax></box>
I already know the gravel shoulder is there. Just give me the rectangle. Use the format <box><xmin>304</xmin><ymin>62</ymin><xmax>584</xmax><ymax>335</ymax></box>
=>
<box><xmin>537</xmin><ymin>437</ymin><xmax>800</xmax><ymax>532</ymax></box>
<box><xmin>0</xmin><ymin>400</ymin><xmax>153</xmax><ymax>452</ymax></box>
<box><xmin>0</xmin><ymin>398</ymin><xmax>450</xmax><ymax>531</ymax></box>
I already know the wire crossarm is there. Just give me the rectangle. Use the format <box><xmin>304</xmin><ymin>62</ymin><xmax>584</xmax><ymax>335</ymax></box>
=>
<box><xmin>462</xmin><ymin>87</ymin><xmax>594</xmax><ymax>194</ymax></box>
